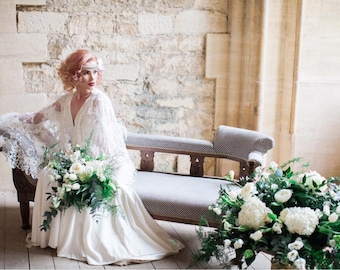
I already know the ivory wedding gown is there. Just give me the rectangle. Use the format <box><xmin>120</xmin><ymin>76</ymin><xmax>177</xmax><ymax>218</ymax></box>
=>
<box><xmin>0</xmin><ymin>88</ymin><xmax>184</xmax><ymax>265</ymax></box>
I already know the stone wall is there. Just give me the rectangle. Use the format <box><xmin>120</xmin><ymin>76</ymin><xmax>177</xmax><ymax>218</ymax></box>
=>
<box><xmin>0</xmin><ymin>0</ymin><xmax>228</xmax><ymax>191</ymax></box>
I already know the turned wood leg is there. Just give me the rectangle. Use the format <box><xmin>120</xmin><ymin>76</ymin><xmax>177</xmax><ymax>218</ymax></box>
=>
<box><xmin>19</xmin><ymin>201</ymin><xmax>31</xmax><ymax>230</ymax></box>
<box><xmin>12</xmin><ymin>168</ymin><xmax>37</xmax><ymax>230</ymax></box>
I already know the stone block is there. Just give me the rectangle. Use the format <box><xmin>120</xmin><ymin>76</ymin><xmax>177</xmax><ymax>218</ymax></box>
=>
<box><xmin>105</xmin><ymin>64</ymin><xmax>140</xmax><ymax>81</ymax></box>
<box><xmin>0</xmin><ymin>33</ymin><xmax>47</xmax><ymax>62</ymax></box>
<box><xmin>18</xmin><ymin>12</ymin><xmax>67</xmax><ymax>33</ymax></box>
<box><xmin>175</xmin><ymin>10</ymin><xmax>227</xmax><ymax>34</ymax></box>
<box><xmin>156</xmin><ymin>97</ymin><xmax>194</xmax><ymax>109</ymax></box>
<box><xmin>138</xmin><ymin>13</ymin><xmax>173</xmax><ymax>35</ymax></box>
<box><xmin>68</xmin><ymin>15</ymin><xmax>114</xmax><ymax>35</ymax></box>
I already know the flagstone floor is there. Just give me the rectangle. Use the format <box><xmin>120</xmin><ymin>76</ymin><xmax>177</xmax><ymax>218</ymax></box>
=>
<box><xmin>0</xmin><ymin>191</ymin><xmax>272</xmax><ymax>269</ymax></box>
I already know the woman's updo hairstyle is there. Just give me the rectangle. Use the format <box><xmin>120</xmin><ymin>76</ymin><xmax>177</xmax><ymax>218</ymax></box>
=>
<box><xmin>58</xmin><ymin>49</ymin><xmax>103</xmax><ymax>92</ymax></box>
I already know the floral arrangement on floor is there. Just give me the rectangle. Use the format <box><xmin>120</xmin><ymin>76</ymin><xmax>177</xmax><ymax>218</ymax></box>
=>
<box><xmin>40</xmin><ymin>137</ymin><xmax>120</xmax><ymax>231</ymax></box>
<box><xmin>191</xmin><ymin>158</ymin><xmax>340</xmax><ymax>269</ymax></box>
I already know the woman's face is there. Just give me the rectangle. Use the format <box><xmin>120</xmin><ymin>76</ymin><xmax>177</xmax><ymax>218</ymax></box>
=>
<box><xmin>77</xmin><ymin>60</ymin><xmax>98</xmax><ymax>90</ymax></box>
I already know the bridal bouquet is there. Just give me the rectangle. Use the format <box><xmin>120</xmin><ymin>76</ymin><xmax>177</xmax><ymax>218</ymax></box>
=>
<box><xmin>192</xmin><ymin>158</ymin><xmax>340</xmax><ymax>269</ymax></box>
<box><xmin>39</xmin><ymin>138</ymin><xmax>120</xmax><ymax>231</ymax></box>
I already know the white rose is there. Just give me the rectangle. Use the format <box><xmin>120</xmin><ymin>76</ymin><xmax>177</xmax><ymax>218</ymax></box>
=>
<box><xmin>328</xmin><ymin>212</ymin><xmax>338</xmax><ymax>223</ymax></box>
<box><xmin>233</xmin><ymin>239</ymin><xmax>244</xmax><ymax>249</ymax></box>
<box><xmin>228</xmin><ymin>190</ymin><xmax>238</xmax><ymax>201</ymax></box>
<box><xmin>250</xmin><ymin>230</ymin><xmax>263</xmax><ymax>241</ymax></box>
<box><xmin>240</xmin><ymin>182</ymin><xmax>257</xmax><ymax>200</ymax></box>
<box><xmin>70</xmin><ymin>150</ymin><xmax>81</xmax><ymax>162</ymax></box>
<box><xmin>274</xmin><ymin>189</ymin><xmax>293</xmax><ymax>203</ymax></box>
<box><xmin>68</xmin><ymin>173</ymin><xmax>77</xmax><ymax>181</ymax></box>
<box><xmin>71</xmin><ymin>183</ymin><xmax>80</xmax><ymax>190</ymax></box>
<box><xmin>70</xmin><ymin>161</ymin><xmax>85</xmax><ymax>175</ymax></box>
<box><xmin>323</xmin><ymin>202</ymin><xmax>331</xmax><ymax>216</ymax></box>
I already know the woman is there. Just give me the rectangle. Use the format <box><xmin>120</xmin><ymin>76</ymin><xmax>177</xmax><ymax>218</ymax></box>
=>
<box><xmin>0</xmin><ymin>49</ymin><xmax>183</xmax><ymax>265</ymax></box>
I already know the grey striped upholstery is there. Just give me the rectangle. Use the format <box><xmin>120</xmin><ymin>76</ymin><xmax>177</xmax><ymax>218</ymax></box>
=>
<box><xmin>213</xmin><ymin>125</ymin><xmax>275</xmax><ymax>164</ymax></box>
<box><xmin>126</xmin><ymin>132</ymin><xmax>215</xmax><ymax>155</ymax></box>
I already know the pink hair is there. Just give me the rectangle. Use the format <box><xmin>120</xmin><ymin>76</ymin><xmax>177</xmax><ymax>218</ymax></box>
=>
<box><xmin>58</xmin><ymin>49</ymin><xmax>103</xmax><ymax>92</ymax></box>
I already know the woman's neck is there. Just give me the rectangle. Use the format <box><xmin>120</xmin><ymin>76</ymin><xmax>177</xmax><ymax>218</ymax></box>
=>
<box><xmin>74</xmin><ymin>89</ymin><xmax>92</xmax><ymax>100</ymax></box>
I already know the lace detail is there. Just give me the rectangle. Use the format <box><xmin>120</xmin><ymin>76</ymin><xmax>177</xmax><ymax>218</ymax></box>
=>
<box><xmin>0</xmin><ymin>89</ymin><xmax>136</xmax><ymax>184</ymax></box>
<box><xmin>0</xmin><ymin>113</ymin><xmax>53</xmax><ymax>178</ymax></box>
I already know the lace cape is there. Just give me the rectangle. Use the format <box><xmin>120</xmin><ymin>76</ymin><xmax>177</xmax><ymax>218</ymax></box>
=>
<box><xmin>0</xmin><ymin>89</ymin><xmax>135</xmax><ymax>184</ymax></box>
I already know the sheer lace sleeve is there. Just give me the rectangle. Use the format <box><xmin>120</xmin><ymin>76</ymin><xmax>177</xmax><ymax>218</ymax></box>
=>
<box><xmin>77</xmin><ymin>91</ymin><xmax>136</xmax><ymax>185</ymax></box>
<box><xmin>0</xmin><ymin>95</ymin><xmax>66</xmax><ymax>178</ymax></box>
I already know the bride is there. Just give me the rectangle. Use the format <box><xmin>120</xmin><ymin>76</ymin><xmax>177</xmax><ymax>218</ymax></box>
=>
<box><xmin>0</xmin><ymin>49</ymin><xmax>184</xmax><ymax>265</ymax></box>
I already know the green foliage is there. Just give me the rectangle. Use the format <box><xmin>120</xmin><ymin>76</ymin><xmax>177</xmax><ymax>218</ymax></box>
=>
<box><xmin>39</xmin><ymin>136</ymin><xmax>119</xmax><ymax>231</ymax></box>
<box><xmin>191</xmin><ymin>158</ymin><xmax>340</xmax><ymax>269</ymax></box>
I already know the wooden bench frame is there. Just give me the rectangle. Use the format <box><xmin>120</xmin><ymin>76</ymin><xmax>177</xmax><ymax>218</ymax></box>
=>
<box><xmin>8</xmin><ymin>126</ymin><xmax>275</xmax><ymax>229</ymax></box>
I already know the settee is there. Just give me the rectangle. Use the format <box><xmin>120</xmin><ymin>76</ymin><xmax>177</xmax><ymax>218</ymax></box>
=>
<box><xmin>1</xmin><ymin>125</ymin><xmax>275</xmax><ymax>229</ymax></box>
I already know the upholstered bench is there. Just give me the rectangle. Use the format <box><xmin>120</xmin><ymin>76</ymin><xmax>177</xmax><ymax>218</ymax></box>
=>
<box><xmin>1</xmin><ymin>125</ymin><xmax>275</xmax><ymax>229</ymax></box>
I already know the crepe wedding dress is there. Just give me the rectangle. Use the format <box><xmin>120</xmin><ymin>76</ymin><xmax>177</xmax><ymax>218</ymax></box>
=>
<box><xmin>0</xmin><ymin>88</ymin><xmax>184</xmax><ymax>265</ymax></box>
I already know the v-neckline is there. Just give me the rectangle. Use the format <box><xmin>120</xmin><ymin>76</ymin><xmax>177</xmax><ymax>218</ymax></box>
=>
<box><xmin>70</xmin><ymin>94</ymin><xmax>89</xmax><ymax>126</ymax></box>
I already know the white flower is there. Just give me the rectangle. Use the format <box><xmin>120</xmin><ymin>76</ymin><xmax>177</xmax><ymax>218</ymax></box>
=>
<box><xmin>328</xmin><ymin>212</ymin><xmax>338</xmax><ymax>223</ymax></box>
<box><xmin>223</xmin><ymin>220</ymin><xmax>232</xmax><ymax>230</ymax></box>
<box><xmin>224</xmin><ymin>239</ymin><xmax>231</xmax><ymax>248</ymax></box>
<box><xmin>274</xmin><ymin>189</ymin><xmax>293</xmax><ymax>203</ymax></box>
<box><xmin>70</xmin><ymin>161</ymin><xmax>85</xmax><ymax>175</ymax></box>
<box><xmin>228</xmin><ymin>190</ymin><xmax>238</xmax><ymax>201</ymax></box>
<box><xmin>62</xmin><ymin>183</ymin><xmax>72</xmax><ymax>192</ymax></box>
<box><xmin>287</xmin><ymin>250</ymin><xmax>299</xmax><ymax>262</ymax></box>
<box><xmin>336</xmin><ymin>205</ymin><xmax>340</xmax><ymax>214</ymax></box>
<box><xmin>294</xmin><ymin>258</ymin><xmax>306</xmax><ymax>270</ymax></box>
<box><xmin>51</xmin><ymin>196</ymin><xmax>61</xmax><ymax>208</ymax></box>
<box><xmin>323</xmin><ymin>202</ymin><xmax>331</xmax><ymax>216</ymax></box>
<box><xmin>225</xmin><ymin>170</ymin><xmax>235</xmax><ymax>180</ymax></box>
<box><xmin>213</xmin><ymin>207</ymin><xmax>222</xmax><ymax>216</ymax></box>
<box><xmin>240</xmin><ymin>182</ymin><xmax>257</xmax><ymax>200</ymax></box>
<box><xmin>250</xmin><ymin>230</ymin><xmax>263</xmax><ymax>241</ymax></box>
<box><xmin>70</xmin><ymin>150</ymin><xmax>81</xmax><ymax>162</ymax></box>
<box><xmin>68</xmin><ymin>173</ymin><xmax>77</xmax><ymax>181</ymax></box>
<box><xmin>233</xmin><ymin>239</ymin><xmax>244</xmax><ymax>249</ymax></box>
<box><xmin>271</xmin><ymin>184</ymin><xmax>279</xmax><ymax>190</ymax></box>
<box><xmin>288</xmin><ymin>238</ymin><xmax>304</xmax><ymax>250</ymax></box>
<box><xmin>280</xmin><ymin>207</ymin><xmax>319</xmax><ymax>236</ymax></box>
<box><xmin>272</xmin><ymin>222</ymin><xmax>283</xmax><ymax>234</ymax></box>
<box><xmin>238</xmin><ymin>196</ymin><xmax>272</xmax><ymax>230</ymax></box>
<box><xmin>71</xmin><ymin>183</ymin><xmax>80</xmax><ymax>190</ymax></box>
<box><xmin>329</xmin><ymin>239</ymin><xmax>336</xmax><ymax>247</ymax></box>
<box><xmin>269</xmin><ymin>161</ymin><xmax>278</xmax><ymax>172</ymax></box>
<box><xmin>297</xmin><ymin>171</ymin><xmax>326</xmax><ymax>191</ymax></box>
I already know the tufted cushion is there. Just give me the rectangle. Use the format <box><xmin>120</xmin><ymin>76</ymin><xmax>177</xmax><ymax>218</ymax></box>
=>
<box><xmin>131</xmin><ymin>171</ymin><xmax>240</xmax><ymax>224</ymax></box>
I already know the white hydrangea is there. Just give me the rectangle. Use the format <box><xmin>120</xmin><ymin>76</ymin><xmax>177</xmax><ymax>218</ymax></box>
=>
<box><xmin>238</xmin><ymin>196</ymin><xmax>272</xmax><ymax>230</ymax></box>
<box><xmin>280</xmin><ymin>207</ymin><xmax>319</xmax><ymax>236</ymax></box>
